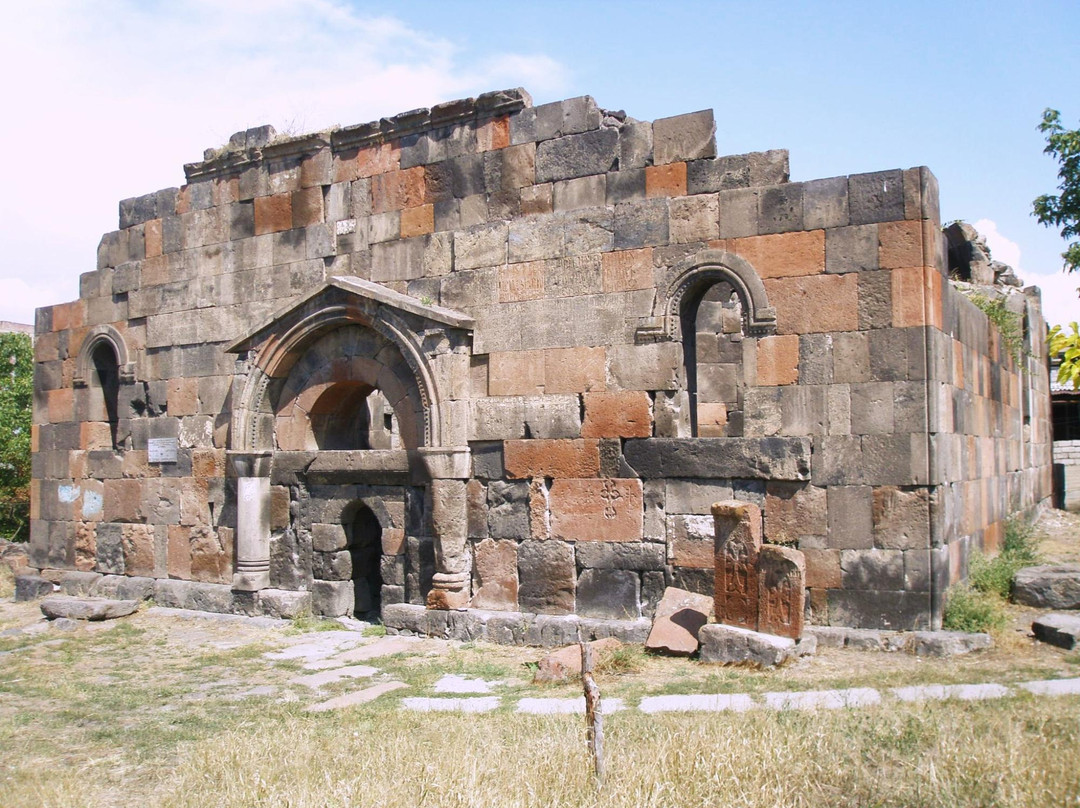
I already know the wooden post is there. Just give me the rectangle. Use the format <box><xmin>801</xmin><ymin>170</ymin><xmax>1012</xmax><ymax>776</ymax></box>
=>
<box><xmin>580</xmin><ymin>640</ymin><xmax>605</xmax><ymax>786</ymax></box>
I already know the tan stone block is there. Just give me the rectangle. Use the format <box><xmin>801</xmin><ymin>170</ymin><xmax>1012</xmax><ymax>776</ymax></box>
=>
<box><xmin>504</xmin><ymin>439</ymin><xmax>601</xmax><ymax>479</ymax></box>
<box><xmin>470</xmin><ymin>538</ymin><xmax>518</xmax><ymax>610</ymax></box>
<box><xmin>122</xmin><ymin>523</ymin><xmax>156</xmax><ymax>577</ymax></box>
<box><xmin>498</xmin><ymin>261</ymin><xmax>545</xmax><ymax>302</ymax></box>
<box><xmin>544</xmin><ymin>346</ymin><xmax>606</xmax><ymax>393</ymax></box>
<box><xmin>877</xmin><ymin>219</ymin><xmax>923</xmax><ymax>270</ymax></box>
<box><xmin>30</xmin><ymin>479</ymin><xmax>40</xmax><ymax>520</ymax></box>
<box><xmin>122</xmin><ymin>450</ymin><xmax>155</xmax><ymax>479</ymax></box>
<box><xmin>144</xmin><ymin>218</ymin><xmax>163</xmax><ymax>258</ymax></box>
<box><xmin>757</xmin><ymin>545</ymin><xmax>805</xmax><ymax>639</ymax></box>
<box><xmin>488</xmin><ymin>350</ymin><xmax>545</xmax><ymax>396</ymax></box>
<box><xmin>756</xmin><ymin>334</ymin><xmax>800</xmax><ymax>386</ymax></box>
<box><xmin>602</xmin><ymin>247</ymin><xmax>654</xmax><ymax>292</ymax></box>
<box><xmin>51</xmin><ymin>301</ymin><xmax>86</xmax><ymax>332</ymax></box>
<box><xmin>529</xmin><ymin>478</ymin><xmax>550</xmax><ymax>539</ymax></box>
<box><xmin>80</xmin><ymin>421</ymin><xmax>113</xmax><ymax>451</ymax></box>
<box><xmin>477</xmin><ymin>115</ymin><xmax>511</xmax><ymax>151</ymax></box>
<box><xmin>520</xmin><ymin>183</ymin><xmax>552</xmax><ymax>215</ymax></box>
<box><xmin>765</xmin><ymin>481</ymin><xmax>827</xmax><ymax>545</ymax></box>
<box><xmin>68</xmin><ymin>450</ymin><xmax>87</xmax><ymax>481</ymax></box>
<box><xmin>550</xmin><ymin>478</ymin><xmax>643</xmax><ymax>542</ymax></box>
<box><xmin>371</xmin><ymin>166</ymin><xmax>425</xmax><ymax>213</ymax></box>
<box><xmin>178</xmin><ymin>478</ymin><xmax>209</xmax><ymax>527</ymax></box>
<box><xmin>400</xmin><ymin>204</ymin><xmax>434</xmax><ymax>238</ymax></box>
<box><xmin>254</xmin><ymin>193</ymin><xmax>292</xmax><ymax>235</ymax></box>
<box><xmin>270</xmin><ymin>485</ymin><xmax>290</xmax><ymax>531</ymax></box>
<box><xmin>382</xmin><ymin>528</ymin><xmax>406</xmax><ymax>555</ymax></box>
<box><xmin>167</xmin><ymin>524</ymin><xmax>192</xmax><ymax>579</ymax></box>
<box><xmin>764</xmin><ymin>273</ymin><xmax>858</xmax><ymax>334</ymax></box>
<box><xmin>803</xmin><ymin>548</ymin><xmax>841</xmax><ymax>589</ymax></box>
<box><xmin>723</xmin><ymin>230</ymin><xmax>825</xmax><ymax>278</ymax></box>
<box><xmin>713</xmin><ymin>500</ymin><xmax>762</xmax><ymax>630</ymax></box>
<box><xmin>698</xmin><ymin>403</ymin><xmax>727</xmax><ymax>437</ymax></box>
<box><xmin>192</xmin><ymin>448</ymin><xmax>226</xmax><ymax>479</ymax></box>
<box><xmin>167</xmin><ymin>377</ymin><xmax>199</xmax><ymax>417</ymax></box>
<box><xmin>355</xmin><ymin>140</ymin><xmax>400</xmax><ymax>179</ymax></box>
<box><xmin>141</xmin><ymin>255</ymin><xmax>169</xmax><ymax>287</ymax></box>
<box><xmin>190</xmin><ymin>525</ymin><xmax>231</xmax><ymax>584</ymax></box>
<box><xmin>74</xmin><ymin>521</ymin><xmax>96</xmax><ymax>572</ymax></box>
<box><xmin>104</xmin><ymin>479</ymin><xmax>144</xmax><ymax>522</ymax></box>
<box><xmin>31</xmin><ymin>424</ymin><xmax>39</xmax><ymax>453</ymax></box>
<box><xmin>891</xmin><ymin>265</ymin><xmax>926</xmax><ymax>327</ymax></box>
<box><xmin>646</xmin><ymin>162</ymin><xmax>687</xmax><ymax>197</ymax></box>
<box><xmin>291</xmin><ymin>186</ymin><xmax>324</xmax><ymax>228</ymax></box>
<box><xmin>47</xmin><ymin>388</ymin><xmax>73</xmax><ymax>423</ymax></box>
<box><xmin>581</xmin><ymin>391</ymin><xmax>653</xmax><ymax>438</ymax></box>
<box><xmin>671</xmin><ymin>515</ymin><xmax>716</xmax><ymax>568</ymax></box>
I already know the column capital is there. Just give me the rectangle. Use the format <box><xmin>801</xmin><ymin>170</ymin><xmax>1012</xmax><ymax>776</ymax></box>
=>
<box><xmin>228</xmin><ymin>450</ymin><xmax>273</xmax><ymax>478</ymax></box>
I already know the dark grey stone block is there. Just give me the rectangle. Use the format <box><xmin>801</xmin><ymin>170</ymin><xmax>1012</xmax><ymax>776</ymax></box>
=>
<box><xmin>619</xmin><ymin>118</ymin><xmax>653</xmax><ymax>169</ymax></box>
<box><xmin>841</xmin><ymin>548</ymin><xmax>905</xmax><ymax>589</ymax></box>
<box><xmin>826</xmin><ymin>224</ymin><xmax>878</xmax><ymax>274</ymax></box>
<box><xmin>614</xmin><ymin>198</ymin><xmax>669</xmax><ymax>249</ymax></box>
<box><xmin>449</xmin><ymin>153</ymin><xmax>485</xmax><ymax>198</ymax></box>
<box><xmin>487</xmin><ymin>480</ymin><xmax>529</xmax><ymax>539</ymax></box>
<box><xmin>576</xmin><ymin>542</ymin><xmax>666</xmax><ymax>571</ymax></box>
<box><xmin>758</xmin><ymin>182</ymin><xmax>804</xmax><ymax>234</ymax></box>
<box><xmin>470</xmin><ymin>442</ymin><xmax>504</xmax><ymax>479</ymax></box>
<box><xmin>827</xmin><ymin>589</ymin><xmax>929</xmax><ymax>631</ymax></box>
<box><xmin>517</xmin><ymin>539</ymin><xmax>575</xmax><ymax>615</ymax></box>
<box><xmin>576</xmin><ymin>569</ymin><xmax>640</xmax><ymax>620</ymax></box>
<box><xmin>15</xmin><ymin>575</ymin><xmax>55</xmax><ymax>601</ymax></box>
<box><xmin>605</xmin><ymin>169</ymin><xmax>645</xmax><ymax>205</ymax></box>
<box><xmin>623</xmin><ymin>438</ymin><xmax>811</xmax><ymax>481</ymax></box>
<box><xmin>803</xmin><ymin>176</ymin><xmax>849</xmax><ymax>230</ymax></box>
<box><xmin>1012</xmin><ymin>565</ymin><xmax>1080</xmax><ymax>609</ymax></box>
<box><xmin>535</xmin><ymin>128</ymin><xmax>619</xmax><ymax>183</ymax></box>
<box><xmin>849</xmin><ymin>170</ymin><xmax>905</xmax><ymax>225</ymax></box>
<box><xmin>229</xmin><ymin>202</ymin><xmax>255</xmax><ymax>241</ymax></box>
<box><xmin>687</xmin><ymin>154</ymin><xmax>751</xmax><ymax>194</ymax></box>
<box><xmin>119</xmin><ymin>193</ymin><xmax>158</xmax><ymax>229</ymax></box>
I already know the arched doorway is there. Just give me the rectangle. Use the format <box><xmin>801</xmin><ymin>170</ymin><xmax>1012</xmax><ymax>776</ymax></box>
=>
<box><xmin>347</xmin><ymin>503</ymin><xmax>383</xmax><ymax>619</ymax></box>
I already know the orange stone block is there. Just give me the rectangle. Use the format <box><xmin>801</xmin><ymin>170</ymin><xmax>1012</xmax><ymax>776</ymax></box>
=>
<box><xmin>498</xmin><ymin>261</ymin><xmax>546</xmax><ymax>302</ymax></box>
<box><xmin>291</xmin><ymin>186</ymin><xmax>324</xmax><ymax>227</ymax></box>
<box><xmin>80</xmin><ymin>421</ymin><xmax>113</xmax><ymax>451</ymax></box>
<box><xmin>763</xmin><ymin>273</ymin><xmax>858</xmax><ymax>334</ymax></box>
<box><xmin>31</xmin><ymin>423</ymin><xmax>39</xmax><ymax>453</ymax></box>
<box><xmin>544</xmin><ymin>346</ymin><xmax>606</xmax><ymax>393</ymax></box>
<box><xmin>878</xmin><ymin>219</ymin><xmax>923</xmax><ymax>270</ymax></box>
<box><xmin>382</xmin><ymin>528</ymin><xmax>406</xmax><ymax>555</ymax></box>
<box><xmin>581</xmin><ymin>391</ymin><xmax>653</xmax><ymax>438</ymax></box>
<box><xmin>400</xmin><ymin>203</ymin><xmax>435</xmax><ymax>238</ymax></box>
<box><xmin>144</xmin><ymin>218</ymin><xmax>163</xmax><ymax>258</ymax></box>
<box><xmin>372</xmin><ymin>166</ymin><xmax>427</xmax><ymax>213</ymax></box>
<box><xmin>803</xmin><ymin>548</ymin><xmax>842</xmax><ymax>589</ymax></box>
<box><xmin>697</xmin><ymin>403</ymin><xmax>727</xmax><ymax>437</ymax></box>
<box><xmin>192</xmin><ymin>448</ymin><xmax>226</xmax><ymax>479</ymax></box>
<box><xmin>504</xmin><ymin>439</ymin><xmax>601</xmax><ymax>479</ymax></box>
<box><xmin>602</xmin><ymin>248</ymin><xmax>654</xmax><ymax>292</ymax></box>
<box><xmin>51</xmin><ymin>301</ymin><xmax>85</xmax><ymax>332</ymax></box>
<box><xmin>756</xmin><ymin>334</ymin><xmax>800</xmax><ymax>386</ymax></box>
<box><xmin>646</xmin><ymin>162</ymin><xmax>687</xmax><ymax>197</ymax></box>
<box><xmin>122</xmin><ymin>523</ymin><xmax>156</xmax><ymax>577</ymax></box>
<box><xmin>167</xmin><ymin>524</ymin><xmax>192</xmax><ymax>579</ymax></box>
<box><xmin>333</xmin><ymin>149</ymin><xmax>360</xmax><ymax>183</ymax></box>
<box><xmin>722</xmin><ymin>230</ymin><xmax>825</xmax><ymax>278</ymax></box>
<box><xmin>488</xmin><ymin>350</ymin><xmax>545</xmax><ymax>396</ymax></box>
<box><xmin>47</xmin><ymin>388</ymin><xmax>73</xmax><ymax>423</ymax></box>
<box><xmin>175</xmin><ymin>186</ymin><xmax>192</xmax><ymax>215</ymax></box>
<box><xmin>477</xmin><ymin>116</ymin><xmax>511</xmax><ymax>151</ymax></box>
<box><xmin>104</xmin><ymin>479</ymin><xmax>144</xmax><ymax>522</ymax></box>
<box><xmin>356</xmin><ymin>140</ymin><xmax>401</xmax><ymax>179</ymax></box>
<box><xmin>254</xmin><ymin>193</ymin><xmax>292</xmax><ymax>235</ymax></box>
<box><xmin>891</xmin><ymin>265</ymin><xmax>926</xmax><ymax>327</ymax></box>
<box><xmin>167</xmin><ymin>377</ymin><xmax>199</xmax><ymax>417</ymax></box>
<box><xmin>549</xmin><ymin>478</ymin><xmax>643</xmax><ymax>542</ymax></box>
<box><xmin>190</xmin><ymin>525</ymin><xmax>231</xmax><ymax>584</ymax></box>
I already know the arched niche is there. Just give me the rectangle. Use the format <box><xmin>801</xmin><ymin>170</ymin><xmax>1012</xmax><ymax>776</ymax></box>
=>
<box><xmin>73</xmin><ymin>325</ymin><xmax>134</xmax><ymax>450</ymax></box>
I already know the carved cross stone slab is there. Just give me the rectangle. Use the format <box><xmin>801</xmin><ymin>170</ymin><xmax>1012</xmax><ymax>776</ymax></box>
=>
<box><xmin>757</xmin><ymin>545</ymin><xmax>805</xmax><ymax>640</ymax></box>
<box><xmin>712</xmin><ymin>501</ymin><xmax>762</xmax><ymax>631</ymax></box>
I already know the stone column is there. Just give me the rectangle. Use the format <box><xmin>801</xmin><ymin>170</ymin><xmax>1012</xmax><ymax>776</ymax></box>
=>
<box><xmin>413</xmin><ymin>447</ymin><xmax>471</xmax><ymax>610</ymax></box>
<box><xmin>229</xmin><ymin>451</ymin><xmax>273</xmax><ymax>592</ymax></box>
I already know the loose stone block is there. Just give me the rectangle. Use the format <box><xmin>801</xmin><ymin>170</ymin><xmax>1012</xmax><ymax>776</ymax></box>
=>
<box><xmin>1012</xmin><ymin>566</ymin><xmax>1080</xmax><ymax>610</ymax></box>
<box><xmin>550</xmin><ymin>479</ymin><xmax>644</xmax><ymax>543</ymax></box>
<box><xmin>713</xmin><ymin>501</ymin><xmax>762</xmax><ymax>630</ymax></box>
<box><xmin>40</xmin><ymin>596</ymin><xmax>138</xmax><ymax>621</ymax></box>
<box><xmin>471</xmin><ymin>538</ymin><xmax>518</xmax><ymax>611</ymax></box>
<box><xmin>757</xmin><ymin>545</ymin><xmax>805</xmax><ymax>639</ymax></box>
<box><xmin>645</xmin><ymin>586</ymin><xmax>713</xmax><ymax>655</ymax></box>
<box><xmin>698</xmin><ymin>623</ymin><xmax>795</xmax><ymax>667</ymax></box>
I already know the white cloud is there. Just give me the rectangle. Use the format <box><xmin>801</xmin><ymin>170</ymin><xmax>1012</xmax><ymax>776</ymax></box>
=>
<box><xmin>0</xmin><ymin>0</ymin><xmax>570</xmax><ymax>326</ymax></box>
<box><xmin>973</xmin><ymin>218</ymin><xmax>1022</xmax><ymax>273</ymax></box>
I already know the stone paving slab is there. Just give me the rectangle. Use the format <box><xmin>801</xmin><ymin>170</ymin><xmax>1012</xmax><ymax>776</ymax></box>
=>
<box><xmin>308</xmin><ymin>681</ymin><xmax>409</xmax><ymax>712</ymax></box>
<box><xmin>1019</xmin><ymin>677</ymin><xmax>1080</xmax><ymax>696</ymax></box>
<box><xmin>402</xmin><ymin>697</ymin><xmax>501</xmax><ymax>713</ymax></box>
<box><xmin>639</xmin><ymin>693</ymin><xmax>756</xmax><ymax>713</ymax></box>
<box><xmin>291</xmin><ymin>664</ymin><xmax>379</xmax><ymax>688</ymax></box>
<box><xmin>763</xmin><ymin>687</ymin><xmax>881</xmax><ymax>710</ymax></box>
<box><xmin>892</xmin><ymin>683</ymin><xmax>1011</xmax><ymax>702</ymax></box>
<box><xmin>516</xmin><ymin>697</ymin><xmax>625</xmax><ymax>715</ymax></box>
<box><xmin>434</xmin><ymin>674</ymin><xmax>500</xmax><ymax>693</ymax></box>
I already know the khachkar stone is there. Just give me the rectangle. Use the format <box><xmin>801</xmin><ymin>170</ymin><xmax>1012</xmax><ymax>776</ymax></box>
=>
<box><xmin>712</xmin><ymin>500</ymin><xmax>761</xmax><ymax>630</ymax></box>
<box><xmin>757</xmin><ymin>545</ymin><xmax>805</xmax><ymax>639</ymax></box>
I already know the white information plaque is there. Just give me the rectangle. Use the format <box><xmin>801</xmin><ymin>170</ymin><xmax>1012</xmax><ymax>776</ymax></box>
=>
<box><xmin>147</xmin><ymin>437</ymin><xmax>179</xmax><ymax>464</ymax></box>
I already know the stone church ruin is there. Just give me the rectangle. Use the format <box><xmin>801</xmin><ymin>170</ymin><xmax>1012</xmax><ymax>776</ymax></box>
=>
<box><xmin>29</xmin><ymin>88</ymin><xmax>1053</xmax><ymax>640</ymax></box>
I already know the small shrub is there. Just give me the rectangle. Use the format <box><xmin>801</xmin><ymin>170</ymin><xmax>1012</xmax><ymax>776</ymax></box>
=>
<box><xmin>967</xmin><ymin>293</ymin><xmax>1026</xmax><ymax>363</ymax></box>
<box><xmin>967</xmin><ymin>518</ymin><xmax>1041</xmax><ymax>600</ymax></box>
<box><xmin>942</xmin><ymin>585</ymin><xmax>1008</xmax><ymax>633</ymax></box>
<box><xmin>594</xmin><ymin>644</ymin><xmax>646</xmax><ymax>676</ymax></box>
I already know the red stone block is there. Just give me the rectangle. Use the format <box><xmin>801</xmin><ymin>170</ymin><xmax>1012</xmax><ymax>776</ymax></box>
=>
<box><xmin>356</xmin><ymin>140</ymin><xmax>401</xmax><ymax>179</ymax></box>
<box><xmin>477</xmin><ymin>116</ymin><xmax>511</xmax><ymax>152</ymax></box>
<box><xmin>122</xmin><ymin>523</ymin><xmax>156</xmax><ymax>577</ymax></box>
<box><xmin>581</xmin><ymin>390</ymin><xmax>653</xmax><ymax>438</ymax></box>
<box><xmin>470</xmin><ymin>538</ymin><xmax>518</xmax><ymax>611</ymax></box>
<box><xmin>291</xmin><ymin>186</ymin><xmax>324</xmax><ymax>228</ymax></box>
<box><xmin>167</xmin><ymin>524</ymin><xmax>192</xmax><ymax>579</ymax></box>
<box><xmin>549</xmin><ymin>478</ymin><xmax>643</xmax><ymax>542</ymax></box>
<box><xmin>757</xmin><ymin>545</ymin><xmax>805</xmax><ymax>639</ymax></box>
<box><xmin>645</xmin><ymin>587</ymin><xmax>714</xmax><ymax>656</ymax></box>
<box><xmin>144</xmin><ymin>218</ymin><xmax>163</xmax><ymax>258</ymax></box>
<box><xmin>645</xmin><ymin>162</ymin><xmax>687</xmax><ymax>197</ymax></box>
<box><xmin>713</xmin><ymin>500</ymin><xmax>762</xmax><ymax>630</ymax></box>
<box><xmin>504</xmin><ymin>439</ymin><xmax>601</xmax><ymax>479</ymax></box>
<box><xmin>254</xmin><ymin>193</ymin><xmax>292</xmax><ymax>235</ymax></box>
<box><xmin>400</xmin><ymin>203</ymin><xmax>434</xmax><ymax>238</ymax></box>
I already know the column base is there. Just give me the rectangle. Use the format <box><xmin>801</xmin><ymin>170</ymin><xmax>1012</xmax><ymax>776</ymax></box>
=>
<box><xmin>232</xmin><ymin>571</ymin><xmax>271</xmax><ymax>592</ymax></box>
<box><xmin>426</xmin><ymin>570</ymin><xmax>470</xmax><ymax>610</ymax></box>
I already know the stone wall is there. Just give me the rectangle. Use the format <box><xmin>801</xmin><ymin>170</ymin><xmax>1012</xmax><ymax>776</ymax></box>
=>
<box><xmin>1055</xmin><ymin>439</ymin><xmax>1080</xmax><ymax>510</ymax></box>
<box><xmin>29</xmin><ymin>88</ymin><xmax>1053</xmax><ymax>633</ymax></box>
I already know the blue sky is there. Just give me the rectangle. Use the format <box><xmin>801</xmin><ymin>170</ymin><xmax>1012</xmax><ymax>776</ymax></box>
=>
<box><xmin>2</xmin><ymin>0</ymin><xmax>1079</xmax><ymax>326</ymax></box>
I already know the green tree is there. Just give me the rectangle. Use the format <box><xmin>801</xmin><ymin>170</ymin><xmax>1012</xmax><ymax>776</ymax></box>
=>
<box><xmin>1049</xmin><ymin>321</ymin><xmax>1080</xmax><ymax>390</ymax></box>
<box><xmin>1033</xmin><ymin>108</ymin><xmax>1080</xmax><ymax>274</ymax></box>
<box><xmin>0</xmin><ymin>332</ymin><xmax>32</xmax><ymax>540</ymax></box>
